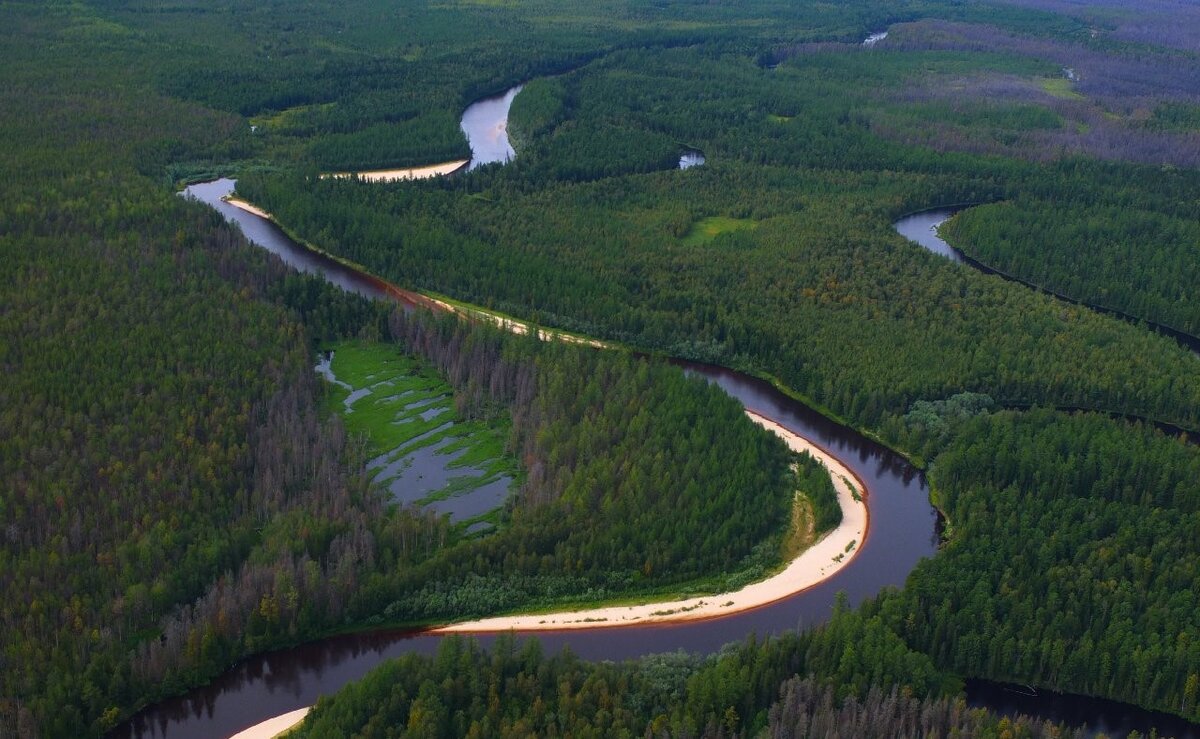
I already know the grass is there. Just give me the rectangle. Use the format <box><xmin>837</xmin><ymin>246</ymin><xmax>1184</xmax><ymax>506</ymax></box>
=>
<box><xmin>1039</xmin><ymin>76</ymin><xmax>1084</xmax><ymax>100</ymax></box>
<box><xmin>319</xmin><ymin>340</ymin><xmax>516</xmax><ymax>523</ymax></box>
<box><xmin>780</xmin><ymin>490</ymin><xmax>818</xmax><ymax>563</ymax></box>
<box><xmin>681</xmin><ymin>216</ymin><xmax>758</xmax><ymax>246</ymax></box>
<box><xmin>250</xmin><ymin>102</ymin><xmax>338</xmax><ymax>133</ymax></box>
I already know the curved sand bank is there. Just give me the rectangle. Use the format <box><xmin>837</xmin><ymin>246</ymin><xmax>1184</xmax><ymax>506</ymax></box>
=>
<box><xmin>228</xmin><ymin>707</ymin><xmax>310</xmax><ymax>739</ymax></box>
<box><xmin>434</xmin><ymin>410</ymin><xmax>869</xmax><ymax>633</ymax></box>
<box><xmin>321</xmin><ymin>159</ymin><xmax>469</xmax><ymax>183</ymax></box>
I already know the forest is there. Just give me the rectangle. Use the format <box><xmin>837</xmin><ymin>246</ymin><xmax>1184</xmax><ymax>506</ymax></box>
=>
<box><xmin>941</xmin><ymin>199</ymin><xmax>1200</xmax><ymax>337</ymax></box>
<box><xmin>4</xmin><ymin>0</ymin><xmax>1200</xmax><ymax>736</ymax></box>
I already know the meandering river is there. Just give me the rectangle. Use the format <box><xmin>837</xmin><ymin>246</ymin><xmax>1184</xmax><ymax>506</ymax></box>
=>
<box><xmin>121</xmin><ymin>86</ymin><xmax>1199</xmax><ymax>738</ymax></box>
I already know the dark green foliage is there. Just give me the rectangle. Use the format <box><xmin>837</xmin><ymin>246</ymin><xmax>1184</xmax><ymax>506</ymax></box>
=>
<box><xmin>361</xmin><ymin>312</ymin><xmax>798</xmax><ymax>621</ymax></box>
<box><xmin>240</xmin><ymin>150</ymin><xmax>1200</xmax><ymax>436</ymax></box>
<box><xmin>307</xmin><ymin>114</ymin><xmax>471</xmax><ymax>171</ymax></box>
<box><xmin>1149</xmin><ymin>102</ymin><xmax>1200</xmax><ymax>132</ymax></box>
<box><xmin>942</xmin><ymin>199</ymin><xmax>1200</xmax><ymax>336</ymax></box>
<box><xmin>507</xmin><ymin>77</ymin><xmax>567</xmax><ymax>152</ymax></box>
<box><xmin>795</xmin><ymin>452</ymin><xmax>842</xmax><ymax>535</ymax></box>
<box><xmin>294</xmin><ymin>604</ymin><xmax>962</xmax><ymax>738</ymax></box>
<box><xmin>8</xmin><ymin>0</ymin><xmax>1200</xmax><ymax>734</ymax></box>
<box><xmin>882</xmin><ymin>409</ymin><xmax>1200</xmax><ymax>721</ymax></box>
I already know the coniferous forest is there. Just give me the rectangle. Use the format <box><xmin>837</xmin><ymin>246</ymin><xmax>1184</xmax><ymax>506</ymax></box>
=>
<box><xmin>3</xmin><ymin>0</ymin><xmax>1200</xmax><ymax>737</ymax></box>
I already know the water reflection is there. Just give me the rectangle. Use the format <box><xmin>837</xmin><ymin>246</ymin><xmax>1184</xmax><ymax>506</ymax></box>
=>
<box><xmin>679</xmin><ymin>149</ymin><xmax>706</xmax><ymax>169</ymax></box>
<box><xmin>461</xmin><ymin>85</ymin><xmax>523</xmax><ymax>169</ymax></box>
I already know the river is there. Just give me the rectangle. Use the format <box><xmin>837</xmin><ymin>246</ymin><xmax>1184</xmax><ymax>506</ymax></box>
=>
<box><xmin>125</xmin><ymin>87</ymin><xmax>1199</xmax><ymax>738</ymax></box>
<box><xmin>460</xmin><ymin>85</ymin><xmax>523</xmax><ymax>169</ymax></box>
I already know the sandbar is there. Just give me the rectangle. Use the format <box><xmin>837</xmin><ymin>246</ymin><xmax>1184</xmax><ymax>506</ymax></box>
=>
<box><xmin>228</xmin><ymin>707</ymin><xmax>309</xmax><ymax>739</ymax></box>
<box><xmin>321</xmin><ymin>159</ymin><xmax>468</xmax><ymax>183</ymax></box>
<box><xmin>433</xmin><ymin>410</ymin><xmax>869</xmax><ymax>632</ymax></box>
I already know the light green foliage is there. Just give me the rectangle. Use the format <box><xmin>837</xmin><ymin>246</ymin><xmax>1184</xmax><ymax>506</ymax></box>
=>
<box><xmin>319</xmin><ymin>340</ymin><xmax>513</xmax><ymax>516</ymax></box>
<box><xmin>1039</xmin><ymin>76</ymin><xmax>1085</xmax><ymax>100</ymax></box>
<box><xmin>681</xmin><ymin>216</ymin><xmax>759</xmax><ymax>246</ymax></box>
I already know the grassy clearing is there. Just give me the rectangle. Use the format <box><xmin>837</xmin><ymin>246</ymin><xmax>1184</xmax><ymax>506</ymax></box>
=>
<box><xmin>250</xmin><ymin>102</ymin><xmax>337</xmax><ymax>133</ymax></box>
<box><xmin>319</xmin><ymin>340</ymin><xmax>516</xmax><ymax>522</ymax></box>
<box><xmin>1039</xmin><ymin>77</ymin><xmax>1084</xmax><ymax>100</ymax></box>
<box><xmin>780</xmin><ymin>492</ymin><xmax>818</xmax><ymax>563</ymax></box>
<box><xmin>681</xmin><ymin>216</ymin><xmax>758</xmax><ymax>245</ymax></box>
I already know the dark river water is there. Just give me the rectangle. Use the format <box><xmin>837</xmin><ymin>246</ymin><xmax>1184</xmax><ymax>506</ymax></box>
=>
<box><xmin>122</xmin><ymin>94</ymin><xmax>1199</xmax><ymax>737</ymax></box>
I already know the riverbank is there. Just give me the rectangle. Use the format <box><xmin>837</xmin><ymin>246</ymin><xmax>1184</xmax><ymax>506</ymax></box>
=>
<box><xmin>228</xmin><ymin>708</ymin><xmax>309</xmax><ymax>739</ymax></box>
<box><xmin>217</xmin><ymin>409</ymin><xmax>870</xmax><ymax>738</ymax></box>
<box><xmin>321</xmin><ymin>159</ymin><xmax>468</xmax><ymax>182</ymax></box>
<box><xmin>434</xmin><ymin>410</ymin><xmax>869</xmax><ymax>633</ymax></box>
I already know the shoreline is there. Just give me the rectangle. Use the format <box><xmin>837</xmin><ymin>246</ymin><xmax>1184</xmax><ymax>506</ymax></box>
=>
<box><xmin>222</xmin><ymin>196</ymin><xmax>610</xmax><ymax>349</ymax></box>
<box><xmin>320</xmin><ymin>158</ymin><xmax>469</xmax><ymax>183</ymax></box>
<box><xmin>433</xmin><ymin>409</ymin><xmax>869</xmax><ymax>633</ymax></box>
<box><xmin>228</xmin><ymin>707</ymin><xmax>310</xmax><ymax>739</ymax></box>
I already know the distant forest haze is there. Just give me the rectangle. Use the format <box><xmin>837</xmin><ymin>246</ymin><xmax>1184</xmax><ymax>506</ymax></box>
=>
<box><xmin>2</xmin><ymin>0</ymin><xmax>1200</xmax><ymax>736</ymax></box>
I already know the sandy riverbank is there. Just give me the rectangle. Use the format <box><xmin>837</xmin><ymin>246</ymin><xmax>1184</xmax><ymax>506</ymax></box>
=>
<box><xmin>228</xmin><ymin>707</ymin><xmax>310</xmax><ymax>739</ymax></box>
<box><xmin>224</xmin><ymin>197</ymin><xmax>273</xmax><ymax>220</ymax></box>
<box><xmin>434</xmin><ymin>410</ymin><xmax>869</xmax><ymax>633</ymax></box>
<box><xmin>321</xmin><ymin>159</ymin><xmax>469</xmax><ymax>182</ymax></box>
<box><xmin>221</xmin><ymin>411</ymin><xmax>868</xmax><ymax>737</ymax></box>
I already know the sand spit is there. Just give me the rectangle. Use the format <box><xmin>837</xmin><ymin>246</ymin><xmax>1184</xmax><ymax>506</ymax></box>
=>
<box><xmin>433</xmin><ymin>410</ymin><xmax>869</xmax><ymax>633</ymax></box>
<box><xmin>321</xmin><ymin>159</ymin><xmax>469</xmax><ymax>183</ymax></box>
<box><xmin>228</xmin><ymin>707</ymin><xmax>310</xmax><ymax>739</ymax></box>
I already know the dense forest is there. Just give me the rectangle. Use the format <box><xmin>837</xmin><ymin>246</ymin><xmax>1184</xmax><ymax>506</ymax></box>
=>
<box><xmin>877</xmin><ymin>408</ymin><xmax>1200</xmax><ymax>719</ymax></box>
<box><xmin>333</xmin><ymin>311</ymin><xmax>817</xmax><ymax>624</ymax></box>
<box><xmin>5</xmin><ymin>0</ymin><xmax>1200</xmax><ymax>736</ymax></box>
<box><xmin>0</xmin><ymin>2</ymin><xmax>826</xmax><ymax>734</ymax></box>
<box><xmin>941</xmin><ymin>199</ymin><xmax>1200</xmax><ymax>337</ymax></box>
<box><xmin>237</xmin><ymin>46</ymin><xmax>1200</xmax><ymax>435</ymax></box>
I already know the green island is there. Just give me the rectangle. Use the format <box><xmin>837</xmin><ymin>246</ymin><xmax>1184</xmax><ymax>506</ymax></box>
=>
<box><xmin>3</xmin><ymin>0</ymin><xmax>1200</xmax><ymax>736</ymax></box>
